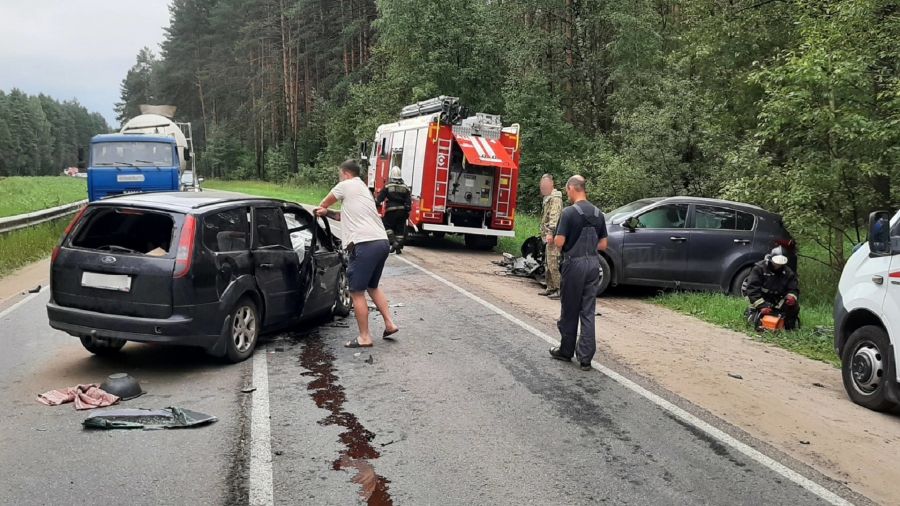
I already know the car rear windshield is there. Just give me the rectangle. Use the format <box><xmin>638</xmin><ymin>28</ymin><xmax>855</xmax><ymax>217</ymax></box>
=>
<box><xmin>71</xmin><ymin>207</ymin><xmax>176</xmax><ymax>257</ymax></box>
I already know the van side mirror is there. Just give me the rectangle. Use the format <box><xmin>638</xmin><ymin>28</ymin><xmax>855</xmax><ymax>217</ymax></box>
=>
<box><xmin>77</xmin><ymin>147</ymin><xmax>86</xmax><ymax>169</ymax></box>
<box><xmin>868</xmin><ymin>211</ymin><xmax>892</xmax><ymax>256</ymax></box>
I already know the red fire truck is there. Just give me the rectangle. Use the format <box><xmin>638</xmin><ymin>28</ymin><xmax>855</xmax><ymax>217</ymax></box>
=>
<box><xmin>364</xmin><ymin>96</ymin><xmax>520</xmax><ymax>250</ymax></box>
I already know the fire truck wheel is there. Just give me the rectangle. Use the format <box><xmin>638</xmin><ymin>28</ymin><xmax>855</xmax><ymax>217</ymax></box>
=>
<box><xmin>464</xmin><ymin>235</ymin><xmax>498</xmax><ymax>251</ymax></box>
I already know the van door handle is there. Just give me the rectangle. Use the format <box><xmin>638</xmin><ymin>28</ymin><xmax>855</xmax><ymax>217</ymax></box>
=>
<box><xmin>669</xmin><ymin>236</ymin><xmax>687</xmax><ymax>242</ymax></box>
<box><xmin>733</xmin><ymin>239</ymin><xmax>751</xmax><ymax>245</ymax></box>
<box><xmin>259</xmin><ymin>263</ymin><xmax>274</xmax><ymax>269</ymax></box>
<box><xmin>872</xmin><ymin>275</ymin><xmax>884</xmax><ymax>285</ymax></box>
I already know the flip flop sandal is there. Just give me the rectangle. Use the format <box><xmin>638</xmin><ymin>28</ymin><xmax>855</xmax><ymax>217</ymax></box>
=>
<box><xmin>382</xmin><ymin>328</ymin><xmax>400</xmax><ymax>340</ymax></box>
<box><xmin>345</xmin><ymin>339</ymin><xmax>373</xmax><ymax>348</ymax></box>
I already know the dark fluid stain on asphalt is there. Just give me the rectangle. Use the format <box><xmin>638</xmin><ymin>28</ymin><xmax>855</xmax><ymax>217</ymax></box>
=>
<box><xmin>299</xmin><ymin>336</ymin><xmax>393</xmax><ymax>506</ymax></box>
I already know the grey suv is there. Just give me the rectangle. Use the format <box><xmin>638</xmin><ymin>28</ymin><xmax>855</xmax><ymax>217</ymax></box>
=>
<box><xmin>597</xmin><ymin>197</ymin><xmax>796</xmax><ymax>296</ymax></box>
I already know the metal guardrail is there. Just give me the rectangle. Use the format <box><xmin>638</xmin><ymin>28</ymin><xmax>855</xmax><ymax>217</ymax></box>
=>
<box><xmin>0</xmin><ymin>200</ymin><xmax>87</xmax><ymax>235</ymax></box>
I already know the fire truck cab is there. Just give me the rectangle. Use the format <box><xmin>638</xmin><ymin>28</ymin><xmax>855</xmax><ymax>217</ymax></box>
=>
<box><xmin>364</xmin><ymin>96</ymin><xmax>520</xmax><ymax>250</ymax></box>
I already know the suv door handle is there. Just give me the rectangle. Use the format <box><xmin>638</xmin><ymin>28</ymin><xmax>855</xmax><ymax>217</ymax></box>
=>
<box><xmin>669</xmin><ymin>236</ymin><xmax>687</xmax><ymax>242</ymax></box>
<box><xmin>259</xmin><ymin>263</ymin><xmax>274</xmax><ymax>269</ymax></box>
<box><xmin>733</xmin><ymin>239</ymin><xmax>751</xmax><ymax>245</ymax></box>
<box><xmin>872</xmin><ymin>275</ymin><xmax>884</xmax><ymax>285</ymax></box>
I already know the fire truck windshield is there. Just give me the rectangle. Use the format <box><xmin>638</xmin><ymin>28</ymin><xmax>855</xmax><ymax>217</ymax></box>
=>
<box><xmin>92</xmin><ymin>141</ymin><xmax>174</xmax><ymax>167</ymax></box>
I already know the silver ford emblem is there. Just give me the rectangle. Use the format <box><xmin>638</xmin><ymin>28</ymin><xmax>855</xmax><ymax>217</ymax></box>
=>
<box><xmin>100</xmin><ymin>256</ymin><xmax>117</xmax><ymax>264</ymax></box>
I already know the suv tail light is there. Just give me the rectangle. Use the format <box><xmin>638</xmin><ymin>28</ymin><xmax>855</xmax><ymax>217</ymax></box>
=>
<box><xmin>51</xmin><ymin>206</ymin><xmax>87</xmax><ymax>264</ymax></box>
<box><xmin>774</xmin><ymin>238</ymin><xmax>796</xmax><ymax>252</ymax></box>
<box><xmin>173</xmin><ymin>215</ymin><xmax>197</xmax><ymax>278</ymax></box>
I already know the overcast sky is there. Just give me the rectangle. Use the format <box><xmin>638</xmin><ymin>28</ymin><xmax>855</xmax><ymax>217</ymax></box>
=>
<box><xmin>0</xmin><ymin>0</ymin><xmax>171</xmax><ymax>127</ymax></box>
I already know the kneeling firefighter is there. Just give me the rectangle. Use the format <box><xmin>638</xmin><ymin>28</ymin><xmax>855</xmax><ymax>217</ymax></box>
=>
<box><xmin>376</xmin><ymin>167</ymin><xmax>412</xmax><ymax>254</ymax></box>
<box><xmin>745</xmin><ymin>246</ymin><xmax>800</xmax><ymax>330</ymax></box>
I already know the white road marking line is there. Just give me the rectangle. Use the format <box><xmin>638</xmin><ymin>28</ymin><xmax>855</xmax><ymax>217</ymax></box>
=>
<box><xmin>395</xmin><ymin>256</ymin><xmax>852</xmax><ymax>506</ymax></box>
<box><xmin>0</xmin><ymin>284</ymin><xmax>49</xmax><ymax>320</ymax></box>
<box><xmin>249</xmin><ymin>348</ymin><xmax>274</xmax><ymax>506</ymax></box>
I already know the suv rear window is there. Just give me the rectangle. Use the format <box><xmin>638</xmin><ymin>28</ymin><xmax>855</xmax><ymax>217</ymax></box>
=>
<box><xmin>203</xmin><ymin>208</ymin><xmax>249</xmax><ymax>252</ymax></box>
<box><xmin>71</xmin><ymin>207</ymin><xmax>175</xmax><ymax>256</ymax></box>
<box><xmin>694</xmin><ymin>205</ymin><xmax>755</xmax><ymax>231</ymax></box>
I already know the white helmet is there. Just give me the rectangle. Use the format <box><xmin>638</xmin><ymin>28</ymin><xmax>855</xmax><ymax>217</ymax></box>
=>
<box><xmin>389</xmin><ymin>166</ymin><xmax>402</xmax><ymax>181</ymax></box>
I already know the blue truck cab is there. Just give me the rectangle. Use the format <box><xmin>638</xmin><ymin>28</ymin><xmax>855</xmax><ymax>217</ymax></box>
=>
<box><xmin>87</xmin><ymin>134</ymin><xmax>181</xmax><ymax>201</ymax></box>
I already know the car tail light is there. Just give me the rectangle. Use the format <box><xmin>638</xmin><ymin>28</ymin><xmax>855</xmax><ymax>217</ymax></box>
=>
<box><xmin>774</xmin><ymin>238</ymin><xmax>796</xmax><ymax>251</ymax></box>
<box><xmin>173</xmin><ymin>215</ymin><xmax>197</xmax><ymax>278</ymax></box>
<box><xmin>51</xmin><ymin>206</ymin><xmax>87</xmax><ymax>264</ymax></box>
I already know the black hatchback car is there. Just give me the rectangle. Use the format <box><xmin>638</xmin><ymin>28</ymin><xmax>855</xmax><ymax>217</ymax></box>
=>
<box><xmin>597</xmin><ymin>196</ymin><xmax>797</xmax><ymax>296</ymax></box>
<box><xmin>47</xmin><ymin>192</ymin><xmax>351</xmax><ymax>362</ymax></box>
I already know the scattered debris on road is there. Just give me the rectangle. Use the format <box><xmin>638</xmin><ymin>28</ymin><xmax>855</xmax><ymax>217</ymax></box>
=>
<box><xmin>240</xmin><ymin>386</ymin><xmax>257</xmax><ymax>394</ymax></box>
<box><xmin>37</xmin><ymin>384</ymin><xmax>119</xmax><ymax>410</ymax></box>
<box><xmin>27</xmin><ymin>285</ymin><xmax>41</xmax><ymax>293</ymax></box>
<box><xmin>812</xmin><ymin>382</ymin><xmax>826</xmax><ymax>388</ymax></box>
<box><xmin>99</xmin><ymin>373</ymin><xmax>144</xmax><ymax>400</ymax></box>
<box><xmin>493</xmin><ymin>253</ymin><xmax>543</xmax><ymax>279</ymax></box>
<box><xmin>727</xmin><ymin>373</ymin><xmax>744</xmax><ymax>380</ymax></box>
<box><xmin>82</xmin><ymin>407</ymin><xmax>217</xmax><ymax>430</ymax></box>
<box><xmin>799</xmin><ymin>440</ymin><xmax>811</xmax><ymax>445</ymax></box>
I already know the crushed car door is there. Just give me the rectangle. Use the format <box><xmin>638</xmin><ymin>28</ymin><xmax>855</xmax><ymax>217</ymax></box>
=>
<box><xmin>300</xmin><ymin>215</ymin><xmax>343</xmax><ymax>318</ymax></box>
<box><xmin>252</xmin><ymin>207</ymin><xmax>303</xmax><ymax>327</ymax></box>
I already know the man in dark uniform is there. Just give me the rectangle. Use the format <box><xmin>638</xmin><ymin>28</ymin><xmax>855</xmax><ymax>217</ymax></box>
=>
<box><xmin>745</xmin><ymin>246</ymin><xmax>800</xmax><ymax>330</ymax></box>
<box><xmin>548</xmin><ymin>175</ymin><xmax>608</xmax><ymax>371</ymax></box>
<box><xmin>376</xmin><ymin>167</ymin><xmax>412</xmax><ymax>254</ymax></box>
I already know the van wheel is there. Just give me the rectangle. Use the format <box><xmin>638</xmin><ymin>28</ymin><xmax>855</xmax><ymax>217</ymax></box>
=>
<box><xmin>841</xmin><ymin>325</ymin><xmax>898</xmax><ymax>412</ymax></box>
<box><xmin>597</xmin><ymin>255</ymin><xmax>612</xmax><ymax>296</ymax></box>
<box><xmin>225</xmin><ymin>298</ymin><xmax>259</xmax><ymax>363</ymax></box>
<box><xmin>80</xmin><ymin>336</ymin><xmax>126</xmax><ymax>355</ymax></box>
<box><xmin>464</xmin><ymin>235</ymin><xmax>497</xmax><ymax>250</ymax></box>
<box><xmin>730</xmin><ymin>267</ymin><xmax>752</xmax><ymax>296</ymax></box>
<box><xmin>333</xmin><ymin>267</ymin><xmax>352</xmax><ymax>318</ymax></box>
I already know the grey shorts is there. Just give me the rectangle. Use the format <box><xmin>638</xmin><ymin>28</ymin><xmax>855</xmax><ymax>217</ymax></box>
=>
<box><xmin>347</xmin><ymin>240</ymin><xmax>390</xmax><ymax>292</ymax></box>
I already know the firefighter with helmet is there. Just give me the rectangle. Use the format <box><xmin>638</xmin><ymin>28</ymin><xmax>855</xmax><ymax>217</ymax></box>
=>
<box><xmin>745</xmin><ymin>246</ymin><xmax>800</xmax><ymax>330</ymax></box>
<box><xmin>376</xmin><ymin>167</ymin><xmax>412</xmax><ymax>254</ymax></box>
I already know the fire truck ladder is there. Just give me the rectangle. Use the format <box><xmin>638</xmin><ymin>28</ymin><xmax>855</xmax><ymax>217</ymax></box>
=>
<box><xmin>494</xmin><ymin>163</ymin><xmax>514</xmax><ymax>219</ymax></box>
<box><xmin>433</xmin><ymin>138</ymin><xmax>452</xmax><ymax>212</ymax></box>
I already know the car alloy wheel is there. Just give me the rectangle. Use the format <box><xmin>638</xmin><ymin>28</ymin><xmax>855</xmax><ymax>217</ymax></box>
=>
<box><xmin>338</xmin><ymin>270</ymin><xmax>351</xmax><ymax>309</ymax></box>
<box><xmin>232</xmin><ymin>305</ymin><xmax>258</xmax><ymax>353</ymax></box>
<box><xmin>850</xmin><ymin>340</ymin><xmax>884</xmax><ymax>396</ymax></box>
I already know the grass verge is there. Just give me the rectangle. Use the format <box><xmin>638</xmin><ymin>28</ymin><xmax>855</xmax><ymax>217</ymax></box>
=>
<box><xmin>0</xmin><ymin>218</ymin><xmax>68</xmax><ymax>278</ymax></box>
<box><xmin>0</xmin><ymin>176</ymin><xmax>87</xmax><ymax>218</ymax></box>
<box><xmin>204</xmin><ymin>180</ymin><xmax>332</xmax><ymax>206</ymax></box>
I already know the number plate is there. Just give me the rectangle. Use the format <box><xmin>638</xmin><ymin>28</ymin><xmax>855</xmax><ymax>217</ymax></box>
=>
<box><xmin>81</xmin><ymin>272</ymin><xmax>132</xmax><ymax>292</ymax></box>
<box><xmin>117</xmin><ymin>174</ymin><xmax>145</xmax><ymax>183</ymax></box>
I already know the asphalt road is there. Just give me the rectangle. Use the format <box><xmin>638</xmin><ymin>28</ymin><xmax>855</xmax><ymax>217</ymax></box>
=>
<box><xmin>0</xmin><ymin>255</ymin><xmax>847</xmax><ymax>505</ymax></box>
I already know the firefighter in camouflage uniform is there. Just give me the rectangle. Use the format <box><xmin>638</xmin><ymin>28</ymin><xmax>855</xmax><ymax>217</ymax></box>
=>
<box><xmin>539</xmin><ymin>174</ymin><xmax>564</xmax><ymax>299</ymax></box>
<box><xmin>376</xmin><ymin>167</ymin><xmax>412</xmax><ymax>254</ymax></box>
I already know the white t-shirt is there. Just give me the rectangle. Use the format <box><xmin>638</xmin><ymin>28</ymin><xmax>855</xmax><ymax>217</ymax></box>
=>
<box><xmin>330</xmin><ymin>177</ymin><xmax>389</xmax><ymax>246</ymax></box>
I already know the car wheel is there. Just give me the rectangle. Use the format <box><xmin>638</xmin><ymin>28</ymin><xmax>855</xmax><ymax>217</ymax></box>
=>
<box><xmin>597</xmin><ymin>255</ymin><xmax>612</xmax><ymax>296</ymax></box>
<box><xmin>80</xmin><ymin>336</ymin><xmax>126</xmax><ymax>355</ymax></box>
<box><xmin>333</xmin><ymin>267</ymin><xmax>352</xmax><ymax>318</ymax></box>
<box><xmin>464</xmin><ymin>234</ymin><xmax>498</xmax><ymax>250</ymax></box>
<box><xmin>730</xmin><ymin>267</ymin><xmax>752</xmax><ymax>297</ymax></box>
<box><xmin>841</xmin><ymin>325</ymin><xmax>898</xmax><ymax>412</ymax></box>
<box><xmin>225</xmin><ymin>297</ymin><xmax>259</xmax><ymax>363</ymax></box>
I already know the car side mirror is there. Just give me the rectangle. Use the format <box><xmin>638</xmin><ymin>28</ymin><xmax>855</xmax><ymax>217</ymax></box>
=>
<box><xmin>77</xmin><ymin>147</ymin><xmax>86</xmax><ymax>169</ymax></box>
<box><xmin>622</xmin><ymin>216</ymin><xmax>640</xmax><ymax>231</ymax></box>
<box><xmin>868</xmin><ymin>210</ymin><xmax>892</xmax><ymax>256</ymax></box>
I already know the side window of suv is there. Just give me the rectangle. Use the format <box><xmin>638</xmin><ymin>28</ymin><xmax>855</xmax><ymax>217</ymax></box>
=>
<box><xmin>694</xmin><ymin>205</ymin><xmax>755</xmax><ymax>231</ymax></box>
<box><xmin>254</xmin><ymin>208</ymin><xmax>290</xmax><ymax>249</ymax></box>
<box><xmin>892</xmin><ymin>219</ymin><xmax>900</xmax><ymax>253</ymax></box>
<box><xmin>203</xmin><ymin>208</ymin><xmax>249</xmax><ymax>252</ymax></box>
<box><xmin>638</xmin><ymin>204</ymin><xmax>689</xmax><ymax>229</ymax></box>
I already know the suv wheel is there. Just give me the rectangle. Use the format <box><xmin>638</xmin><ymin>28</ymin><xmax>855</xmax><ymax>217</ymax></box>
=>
<box><xmin>841</xmin><ymin>325</ymin><xmax>898</xmax><ymax>412</ymax></box>
<box><xmin>333</xmin><ymin>267</ymin><xmax>352</xmax><ymax>318</ymax></box>
<box><xmin>80</xmin><ymin>336</ymin><xmax>126</xmax><ymax>355</ymax></box>
<box><xmin>597</xmin><ymin>255</ymin><xmax>612</xmax><ymax>296</ymax></box>
<box><xmin>731</xmin><ymin>266</ymin><xmax>752</xmax><ymax>297</ymax></box>
<box><xmin>225</xmin><ymin>297</ymin><xmax>259</xmax><ymax>363</ymax></box>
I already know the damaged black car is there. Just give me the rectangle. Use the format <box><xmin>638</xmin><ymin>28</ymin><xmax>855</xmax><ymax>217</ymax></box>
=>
<box><xmin>47</xmin><ymin>192</ymin><xmax>351</xmax><ymax>362</ymax></box>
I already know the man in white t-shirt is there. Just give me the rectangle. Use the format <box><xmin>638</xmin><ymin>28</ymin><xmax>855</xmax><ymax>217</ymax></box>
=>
<box><xmin>315</xmin><ymin>160</ymin><xmax>400</xmax><ymax>348</ymax></box>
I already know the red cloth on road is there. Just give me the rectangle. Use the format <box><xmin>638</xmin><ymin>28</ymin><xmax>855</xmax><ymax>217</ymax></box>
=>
<box><xmin>37</xmin><ymin>384</ymin><xmax>119</xmax><ymax>410</ymax></box>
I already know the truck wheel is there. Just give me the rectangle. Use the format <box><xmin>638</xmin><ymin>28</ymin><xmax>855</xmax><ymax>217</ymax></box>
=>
<box><xmin>464</xmin><ymin>235</ymin><xmax>498</xmax><ymax>250</ymax></box>
<box><xmin>730</xmin><ymin>267</ymin><xmax>752</xmax><ymax>297</ymax></box>
<box><xmin>225</xmin><ymin>297</ymin><xmax>259</xmax><ymax>363</ymax></box>
<box><xmin>597</xmin><ymin>255</ymin><xmax>612</xmax><ymax>296</ymax></box>
<box><xmin>80</xmin><ymin>336</ymin><xmax>126</xmax><ymax>355</ymax></box>
<box><xmin>841</xmin><ymin>325</ymin><xmax>898</xmax><ymax>412</ymax></box>
<box><xmin>332</xmin><ymin>267</ymin><xmax>352</xmax><ymax>318</ymax></box>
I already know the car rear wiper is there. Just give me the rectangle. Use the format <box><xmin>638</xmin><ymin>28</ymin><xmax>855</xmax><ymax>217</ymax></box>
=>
<box><xmin>97</xmin><ymin>245</ymin><xmax>140</xmax><ymax>254</ymax></box>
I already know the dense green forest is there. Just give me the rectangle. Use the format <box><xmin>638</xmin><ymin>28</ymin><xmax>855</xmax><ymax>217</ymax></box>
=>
<box><xmin>118</xmin><ymin>0</ymin><xmax>899</xmax><ymax>270</ymax></box>
<box><xmin>0</xmin><ymin>90</ymin><xmax>109</xmax><ymax>176</ymax></box>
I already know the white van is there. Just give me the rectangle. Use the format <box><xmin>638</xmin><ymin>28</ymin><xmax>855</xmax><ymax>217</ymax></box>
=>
<box><xmin>834</xmin><ymin>210</ymin><xmax>900</xmax><ymax>411</ymax></box>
